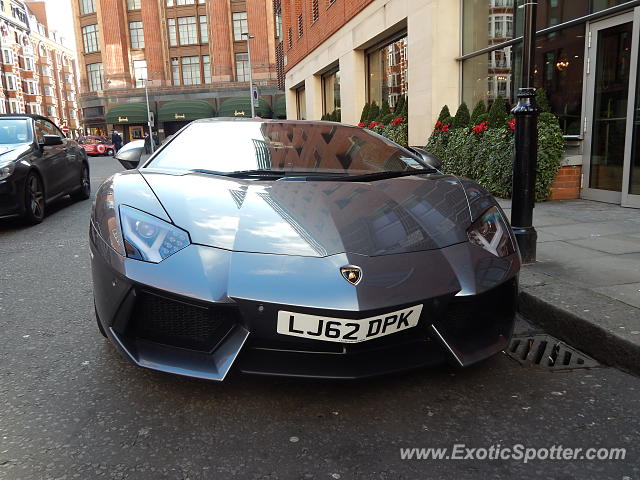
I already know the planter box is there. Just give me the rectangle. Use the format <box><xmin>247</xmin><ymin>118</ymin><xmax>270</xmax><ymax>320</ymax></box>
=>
<box><xmin>549</xmin><ymin>165</ymin><xmax>581</xmax><ymax>200</ymax></box>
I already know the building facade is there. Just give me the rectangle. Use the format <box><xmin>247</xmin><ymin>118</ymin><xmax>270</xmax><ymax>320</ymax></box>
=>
<box><xmin>280</xmin><ymin>0</ymin><xmax>640</xmax><ymax>208</ymax></box>
<box><xmin>0</xmin><ymin>0</ymin><xmax>81</xmax><ymax>134</ymax></box>
<box><xmin>72</xmin><ymin>0</ymin><xmax>284</xmax><ymax>142</ymax></box>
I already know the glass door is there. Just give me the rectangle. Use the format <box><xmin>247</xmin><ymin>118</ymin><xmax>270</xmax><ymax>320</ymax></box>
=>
<box><xmin>582</xmin><ymin>13</ymin><xmax>634</xmax><ymax>203</ymax></box>
<box><xmin>622</xmin><ymin>8</ymin><xmax>640</xmax><ymax>208</ymax></box>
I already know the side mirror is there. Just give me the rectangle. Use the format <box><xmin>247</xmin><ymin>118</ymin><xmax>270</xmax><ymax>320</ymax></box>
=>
<box><xmin>408</xmin><ymin>146</ymin><xmax>442</xmax><ymax>170</ymax></box>
<box><xmin>41</xmin><ymin>134</ymin><xmax>63</xmax><ymax>147</ymax></box>
<box><xmin>114</xmin><ymin>139</ymin><xmax>145</xmax><ymax>170</ymax></box>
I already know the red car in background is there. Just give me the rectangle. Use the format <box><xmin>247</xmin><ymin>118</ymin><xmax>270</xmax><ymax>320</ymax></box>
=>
<box><xmin>79</xmin><ymin>136</ymin><xmax>115</xmax><ymax>156</ymax></box>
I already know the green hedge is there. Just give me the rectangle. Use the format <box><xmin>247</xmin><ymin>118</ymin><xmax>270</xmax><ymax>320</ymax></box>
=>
<box><xmin>426</xmin><ymin>102</ymin><xmax>564</xmax><ymax>201</ymax></box>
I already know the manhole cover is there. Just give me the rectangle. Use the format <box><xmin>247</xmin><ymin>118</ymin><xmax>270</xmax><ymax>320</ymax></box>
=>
<box><xmin>505</xmin><ymin>334</ymin><xmax>600</xmax><ymax>370</ymax></box>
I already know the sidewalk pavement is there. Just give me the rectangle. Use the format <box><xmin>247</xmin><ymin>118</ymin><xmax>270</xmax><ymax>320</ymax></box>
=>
<box><xmin>498</xmin><ymin>198</ymin><xmax>640</xmax><ymax>375</ymax></box>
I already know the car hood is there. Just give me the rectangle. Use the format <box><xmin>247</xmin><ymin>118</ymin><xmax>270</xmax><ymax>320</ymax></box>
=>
<box><xmin>140</xmin><ymin>171</ymin><xmax>473</xmax><ymax>257</ymax></box>
<box><xmin>0</xmin><ymin>143</ymin><xmax>30</xmax><ymax>161</ymax></box>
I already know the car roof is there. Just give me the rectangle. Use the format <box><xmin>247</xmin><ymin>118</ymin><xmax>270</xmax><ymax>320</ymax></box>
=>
<box><xmin>192</xmin><ymin>117</ymin><xmax>358</xmax><ymax>128</ymax></box>
<box><xmin>0</xmin><ymin>113</ymin><xmax>57</xmax><ymax>123</ymax></box>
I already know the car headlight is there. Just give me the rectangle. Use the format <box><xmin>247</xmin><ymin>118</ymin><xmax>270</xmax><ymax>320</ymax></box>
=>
<box><xmin>0</xmin><ymin>162</ymin><xmax>15</xmax><ymax>180</ymax></box>
<box><xmin>119</xmin><ymin>205</ymin><xmax>190</xmax><ymax>263</ymax></box>
<box><xmin>467</xmin><ymin>206</ymin><xmax>516</xmax><ymax>257</ymax></box>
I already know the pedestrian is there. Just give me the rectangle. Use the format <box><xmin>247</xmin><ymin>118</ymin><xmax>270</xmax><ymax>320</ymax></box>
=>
<box><xmin>111</xmin><ymin>130</ymin><xmax>122</xmax><ymax>152</ymax></box>
<box><xmin>144</xmin><ymin>132</ymin><xmax>151</xmax><ymax>154</ymax></box>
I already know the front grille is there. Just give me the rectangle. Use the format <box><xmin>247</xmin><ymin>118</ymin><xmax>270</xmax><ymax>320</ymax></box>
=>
<box><xmin>129</xmin><ymin>291</ymin><xmax>237</xmax><ymax>352</ymax></box>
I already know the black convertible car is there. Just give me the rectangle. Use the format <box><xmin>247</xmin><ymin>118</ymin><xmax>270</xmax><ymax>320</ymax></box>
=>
<box><xmin>0</xmin><ymin>114</ymin><xmax>90</xmax><ymax>223</ymax></box>
<box><xmin>91</xmin><ymin>119</ymin><xmax>520</xmax><ymax>381</ymax></box>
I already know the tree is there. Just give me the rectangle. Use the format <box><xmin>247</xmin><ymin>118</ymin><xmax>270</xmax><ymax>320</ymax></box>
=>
<box><xmin>368</xmin><ymin>101</ymin><xmax>380</xmax><ymax>123</ymax></box>
<box><xmin>395</xmin><ymin>95</ymin><xmax>405</xmax><ymax>115</ymax></box>
<box><xmin>470</xmin><ymin>100</ymin><xmax>487</xmax><ymax>124</ymax></box>
<box><xmin>452</xmin><ymin>102</ymin><xmax>471</xmax><ymax>128</ymax></box>
<box><xmin>437</xmin><ymin>105</ymin><xmax>451</xmax><ymax>123</ymax></box>
<box><xmin>360</xmin><ymin>103</ymin><xmax>371</xmax><ymax>123</ymax></box>
<box><xmin>536</xmin><ymin>88</ymin><xmax>551</xmax><ymax>113</ymax></box>
<box><xmin>380</xmin><ymin>100</ymin><xmax>391</xmax><ymax>119</ymax></box>
<box><xmin>488</xmin><ymin>97</ymin><xmax>509</xmax><ymax>129</ymax></box>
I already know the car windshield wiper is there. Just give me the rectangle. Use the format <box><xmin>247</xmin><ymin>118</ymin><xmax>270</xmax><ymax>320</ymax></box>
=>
<box><xmin>326</xmin><ymin>169</ymin><xmax>437</xmax><ymax>182</ymax></box>
<box><xmin>189</xmin><ymin>169</ymin><xmax>348</xmax><ymax>179</ymax></box>
<box><xmin>189</xmin><ymin>168</ymin><xmax>289</xmax><ymax>178</ymax></box>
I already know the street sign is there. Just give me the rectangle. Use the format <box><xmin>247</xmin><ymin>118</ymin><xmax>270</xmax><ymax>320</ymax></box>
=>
<box><xmin>252</xmin><ymin>84</ymin><xmax>259</xmax><ymax>108</ymax></box>
<box><xmin>61</xmin><ymin>125</ymin><xmax>70</xmax><ymax>134</ymax></box>
<box><xmin>148</xmin><ymin>111</ymin><xmax>155</xmax><ymax>127</ymax></box>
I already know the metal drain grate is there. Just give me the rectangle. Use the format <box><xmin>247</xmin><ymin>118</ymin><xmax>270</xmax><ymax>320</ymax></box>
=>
<box><xmin>505</xmin><ymin>334</ymin><xmax>600</xmax><ymax>370</ymax></box>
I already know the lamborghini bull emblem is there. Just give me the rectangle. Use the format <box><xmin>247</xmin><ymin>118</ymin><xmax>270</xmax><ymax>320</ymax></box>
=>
<box><xmin>340</xmin><ymin>266</ymin><xmax>362</xmax><ymax>286</ymax></box>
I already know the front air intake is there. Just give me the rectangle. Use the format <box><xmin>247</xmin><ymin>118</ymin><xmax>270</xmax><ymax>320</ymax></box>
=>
<box><xmin>129</xmin><ymin>291</ymin><xmax>237</xmax><ymax>352</ymax></box>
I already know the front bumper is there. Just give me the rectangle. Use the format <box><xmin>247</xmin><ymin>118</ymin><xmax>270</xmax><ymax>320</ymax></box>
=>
<box><xmin>0</xmin><ymin>174</ymin><xmax>25</xmax><ymax>219</ymax></box>
<box><xmin>91</xmin><ymin>224</ymin><xmax>519</xmax><ymax>380</ymax></box>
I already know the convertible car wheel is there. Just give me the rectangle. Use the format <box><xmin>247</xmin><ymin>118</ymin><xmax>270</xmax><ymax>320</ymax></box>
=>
<box><xmin>71</xmin><ymin>164</ymin><xmax>91</xmax><ymax>201</ymax></box>
<box><xmin>24</xmin><ymin>172</ymin><xmax>45</xmax><ymax>224</ymax></box>
<box><xmin>90</xmin><ymin>119</ymin><xmax>521</xmax><ymax>381</ymax></box>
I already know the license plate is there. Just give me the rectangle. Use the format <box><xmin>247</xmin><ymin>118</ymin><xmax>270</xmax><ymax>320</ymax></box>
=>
<box><xmin>276</xmin><ymin>305</ymin><xmax>423</xmax><ymax>343</ymax></box>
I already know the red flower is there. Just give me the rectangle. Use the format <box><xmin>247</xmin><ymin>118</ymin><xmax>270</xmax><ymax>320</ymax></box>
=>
<box><xmin>472</xmin><ymin>121</ymin><xmax>489</xmax><ymax>135</ymax></box>
<box><xmin>358</xmin><ymin>122</ymin><xmax>366</xmax><ymax>127</ymax></box>
<box><xmin>392</xmin><ymin>117</ymin><xmax>405</xmax><ymax>126</ymax></box>
<box><xmin>435</xmin><ymin>121</ymin><xmax>442</xmax><ymax>129</ymax></box>
<box><xmin>441</xmin><ymin>123</ymin><xmax>450</xmax><ymax>133</ymax></box>
<box><xmin>368</xmin><ymin>121</ymin><xmax>383</xmax><ymax>129</ymax></box>
<box><xmin>508</xmin><ymin>118</ymin><xmax>516</xmax><ymax>131</ymax></box>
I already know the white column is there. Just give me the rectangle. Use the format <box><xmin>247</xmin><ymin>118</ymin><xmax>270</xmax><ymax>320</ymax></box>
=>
<box><xmin>339</xmin><ymin>49</ymin><xmax>366</xmax><ymax>125</ymax></box>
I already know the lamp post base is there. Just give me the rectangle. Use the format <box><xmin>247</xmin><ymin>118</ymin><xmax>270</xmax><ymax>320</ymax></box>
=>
<box><xmin>513</xmin><ymin>226</ymin><xmax>537</xmax><ymax>264</ymax></box>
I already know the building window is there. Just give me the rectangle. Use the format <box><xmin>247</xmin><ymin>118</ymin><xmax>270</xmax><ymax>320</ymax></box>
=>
<box><xmin>275</xmin><ymin>11</ymin><xmax>282</xmax><ymax>40</ymax></box>
<box><xmin>176</xmin><ymin>0</ymin><xmax>195</xmax><ymax>4</ymax></box>
<box><xmin>235</xmin><ymin>52</ymin><xmax>249</xmax><ymax>82</ymax></box>
<box><xmin>70</xmin><ymin>109</ymin><xmax>77</xmax><ymax>120</ymax></box>
<box><xmin>166</xmin><ymin>0</ymin><xmax>173</xmax><ymax>6</ymax></box>
<box><xmin>167</xmin><ymin>18</ymin><xmax>177</xmax><ymax>46</ymax></box>
<box><xmin>489</xmin><ymin>14</ymin><xmax>513</xmax><ymax>40</ymax></box>
<box><xmin>82</xmin><ymin>24</ymin><xmax>99</xmax><ymax>53</ymax></box>
<box><xmin>298</xmin><ymin>14</ymin><xmax>303</xmax><ymax>38</ymax></box>
<box><xmin>27</xmin><ymin>102</ymin><xmax>40</xmax><ymax>115</ymax></box>
<box><xmin>127</xmin><ymin>0</ymin><xmax>141</xmax><ymax>10</ymax></box>
<box><xmin>368</xmin><ymin>35</ymin><xmax>408</xmax><ymax>111</ymax></box>
<box><xmin>322</xmin><ymin>69</ymin><xmax>340</xmax><ymax>117</ymax></box>
<box><xmin>23</xmin><ymin>79</ymin><xmax>37</xmax><ymax>94</ymax></box>
<box><xmin>287</xmin><ymin>27</ymin><xmax>292</xmax><ymax>49</ymax></box>
<box><xmin>232</xmin><ymin>12</ymin><xmax>248</xmax><ymax>41</ymax></box>
<box><xmin>312</xmin><ymin>0</ymin><xmax>319</xmax><ymax>23</ymax></box>
<box><xmin>2</xmin><ymin>49</ymin><xmax>13</xmax><ymax>65</ymax></box>
<box><xmin>133</xmin><ymin>59</ymin><xmax>147</xmax><ymax>87</ymax></box>
<box><xmin>202</xmin><ymin>55</ymin><xmax>211</xmax><ymax>84</ymax></box>
<box><xmin>4</xmin><ymin>73</ymin><xmax>16</xmax><ymax>90</ymax></box>
<box><xmin>178</xmin><ymin>16</ymin><xmax>197</xmax><ymax>45</ymax></box>
<box><xmin>129</xmin><ymin>21</ymin><xmax>144</xmax><ymax>49</ymax></box>
<box><xmin>22</xmin><ymin>56</ymin><xmax>34</xmax><ymax>71</ymax></box>
<box><xmin>86</xmin><ymin>62</ymin><xmax>103</xmax><ymax>91</ymax></box>
<box><xmin>171</xmin><ymin>57</ymin><xmax>180</xmax><ymax>85</ymax></box>
<box><xmin>296</xmin><ymin>86</ymin><xmax>306</xmax><ymax>120</ymax></box>
<box><xmin>199</xmin><ymin>15</ymin><xmax>208</xmax><ymax>43</ymax></box>
<box><xmin>181</xmin><ymin>56</ymin><xmax>200</xmax><ymax>85</ymax></box>
<box><xmin>8</xmin><ymin>98</ymin><xmax>20</xmax><ymax>113</ymax></box>
<box><xmin>79</xmin><ymin>0</ymin><xmax>95</xmax><ymax>15</ymax></box>
<box><xmin>47</xmin><ymin>106</ymin><xmax>56</xmax><ymax>118</ymax></box>
<box><xmin>43</xmin><ymin>85</ymin><xmax>53</xmax><ymax>96</ymax></box>
<box><xmin>41</xmin><ymin>65</ymin><xmax>51</xmax><ymax>76</ymax></box>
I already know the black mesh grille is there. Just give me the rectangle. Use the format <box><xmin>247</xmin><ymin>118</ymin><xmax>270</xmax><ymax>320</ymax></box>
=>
<box><xmin>130</xmin><ymin>291</ymin><xmax>237</xmax><ymax>352</ymax></box>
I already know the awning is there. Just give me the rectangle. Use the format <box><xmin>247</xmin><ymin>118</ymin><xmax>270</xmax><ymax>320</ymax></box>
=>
<box><xmin>105</xmin><ymin>103</ymin><xmax>153</xmax><ymax>124</ymax></box>
<box><xmin>218</xmin><ymin>97</ymin><xmax>272</xmax><ymax>118</ymax></box>
<box><xmin>158</xmin><ymin>100</ymin><xmax>215</xmax><ymax>122</ymax></box>
<box><xmin>273</xmin><ymin>96</ymin><xmax>286</xmax><ymax>119</ymax></box>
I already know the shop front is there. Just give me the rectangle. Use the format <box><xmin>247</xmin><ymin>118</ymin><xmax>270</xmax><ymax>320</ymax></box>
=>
<box><xmin>218</xmin><ymin>97</ymin><xmax>273</xmax><ymax>118</ymax></box>
<box><xmin>105</xmin><ymin>103</ymin><xmax>155</xmax><ymax>143</ymax></box>
<box><xmin>158</xmin><ymin>100</ymin><xmax>216</xmax><ymax>137</ymax></box>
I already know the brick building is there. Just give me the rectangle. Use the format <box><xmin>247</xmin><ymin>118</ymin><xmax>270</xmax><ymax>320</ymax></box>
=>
<box><xmin>72</xmin><ymin>0</ymin><xmax>284</xmax><ymax>141</ymax></box>
<box><xmin>0</xmin><ymin>0</ymin><xmax>81</xmax><ymax>135</ymax></box>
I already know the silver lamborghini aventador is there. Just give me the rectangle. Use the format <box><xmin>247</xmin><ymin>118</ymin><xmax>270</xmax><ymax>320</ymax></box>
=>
<box><xmin>90</xmin><ymin>119</ymin><xmax>521</xmax><ymax>380</ymax></box>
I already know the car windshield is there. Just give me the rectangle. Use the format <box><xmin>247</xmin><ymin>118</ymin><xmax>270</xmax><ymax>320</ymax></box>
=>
<box><xmin>145</xmin><ymin>121</ymin><xmax>428</xmax><ymax>176</ymax></box>
<box><xmin>0</xmin><ymin>119</ymin><xmax>32</xmax><ymax>144</ymax></box>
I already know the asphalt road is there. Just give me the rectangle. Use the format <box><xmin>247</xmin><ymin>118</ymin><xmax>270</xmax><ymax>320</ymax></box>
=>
<box><xmin>0</xmin><ymin>156</ymin><xmax>639</xmax><ymax>480</ymax></box>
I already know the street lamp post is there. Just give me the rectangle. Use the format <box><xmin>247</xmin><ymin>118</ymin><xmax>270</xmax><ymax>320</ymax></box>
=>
<box><xmin>510</xmin><ymin>0</ymin><xmax>539</xmax><ymax>264</ymax></box>
<box><xmin>242</xmin><ymin>33</ymin><xmax>256</xmax><ymax>118</ymax></box>
<box><xmin>140</xmin><ymin>78</ymin><xmax>154</xmax><ymax>153</ymax></box>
